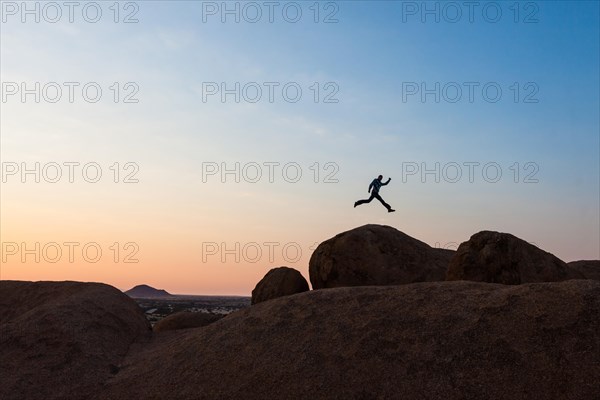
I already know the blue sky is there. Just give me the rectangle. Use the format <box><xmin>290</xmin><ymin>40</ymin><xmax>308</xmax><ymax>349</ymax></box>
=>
<box><xmin>1</xmin><ymin>1</ymin><xmax>598</xmax><ymax>294</ymax></box>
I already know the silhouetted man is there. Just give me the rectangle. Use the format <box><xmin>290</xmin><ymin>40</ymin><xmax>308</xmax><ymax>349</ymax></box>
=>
<box><xmin>354</xmin><ymin>175</ymin><xmax>395</xmax><ymax>212</ymax></box>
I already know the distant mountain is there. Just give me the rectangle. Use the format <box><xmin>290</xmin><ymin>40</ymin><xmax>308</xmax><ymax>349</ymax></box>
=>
<box><xmin>125</xmin><ymin>284</ymin><xmax>171</xmax><ymax>298</ymax></box>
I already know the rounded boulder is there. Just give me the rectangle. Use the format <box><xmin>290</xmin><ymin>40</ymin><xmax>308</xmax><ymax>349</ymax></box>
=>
<box><xmin>309</xmin><ymin>224</ymin><xmax>454</xmax><ymax>289</ymax></box>
<box><xmin>251</xmin><ymin>267</ymin><xmax>309</xmax><ymax>305</ymax></box>
<box><xmin>446</xmin><ymin>231</ymin><xmax>584</xmax><ymax>284</ymax></box>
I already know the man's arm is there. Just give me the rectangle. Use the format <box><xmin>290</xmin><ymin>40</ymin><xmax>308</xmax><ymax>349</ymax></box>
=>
<box><xmin>382</xmin><ymin>177</ymin><xmax>391</xmax><ymax>186</ymax></box>
<box><xmin>368</xmin><ymin>181</ymin><xmax>373</xmax><ymax>193</ymax></box>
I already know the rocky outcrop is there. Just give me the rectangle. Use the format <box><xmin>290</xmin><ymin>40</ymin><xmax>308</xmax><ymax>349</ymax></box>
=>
<box><xmin>446</xmin><ymin>231</ymin><xmax>584</xmax><ymax>284</ymax></box>
<box><xmin>251</xmin><ymin>266</ymin><xmax>309</xmax><ymax>304</ymax></box>
<box><xmin>153</xmin><ymin>311</ymin><xmax>223</xmax><ymax>332</ymax></box>
<box><xmin>96</xmin><ymin>280</ymin><xmax>600</xmax><ymax>400</ymax></box>
<box><xmin>568</xmin><ymin>260</ymin><xmax>600</xmax><ymax>281</ymax></box>
<box><xmin>309</xmin><ymin>224</ymin><xmax>454</xmax><ymax>289</ymax></box>
<box><xmin>0</xmin><ymin>281</ymin><xmax>150</xmax><ymax>400</ymax></box>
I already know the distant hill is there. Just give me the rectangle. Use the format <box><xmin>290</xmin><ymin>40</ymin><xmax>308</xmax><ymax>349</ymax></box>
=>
<box><xmin>125</xmin><ymin>284</ymin><xmax>171</xmax><ymax>298</ymax></box>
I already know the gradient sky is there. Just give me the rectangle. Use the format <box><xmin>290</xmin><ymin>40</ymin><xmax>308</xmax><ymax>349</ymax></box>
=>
<box><xmin>1</xmin><ymin>1</ymin><xmax>599</xmax><ymax>295</ymax></box>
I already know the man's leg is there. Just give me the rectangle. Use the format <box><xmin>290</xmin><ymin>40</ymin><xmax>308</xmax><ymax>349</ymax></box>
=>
<box><xmin>373</xmin><ymin>192</ymin><xmax>392</xmax><ymax>211</ymax></box>
<box><xmin>355</xmin><ymin>193</ymin><xmax>375</xmax><ymax>207</ymax></box>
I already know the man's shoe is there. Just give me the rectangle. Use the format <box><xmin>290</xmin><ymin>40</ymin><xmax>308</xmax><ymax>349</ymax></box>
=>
<box><xmin>354</xmin><ymin>202</ymin><xmax>358</xmax><ymax>208</ymax></box>
<box><xmin>388</xmin><ymin>209</ymin><xmax>396</xmax><ymax>213</ymax></box>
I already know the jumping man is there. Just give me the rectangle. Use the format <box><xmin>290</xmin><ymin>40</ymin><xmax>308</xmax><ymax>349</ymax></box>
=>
<box><xmin>354</xmin><ymin>175</ymin><xmax>395</xmax><ymax>212</ymax></box>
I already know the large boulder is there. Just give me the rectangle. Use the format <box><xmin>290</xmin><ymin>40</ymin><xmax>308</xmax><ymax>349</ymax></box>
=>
<box><xmin>251</xmin><ymin>266</ymin><xmax>309</xmax><ymax>304</ymax></box>
<box><xmin>154</xmin><ymin>311</ymin><xmax>223</xmax><ymax>332</ymax></box>
<box><xmin>446</xmin><ymin>231</ymin><xmax>584</xmax><ymax>284</ymax></box>
<box><xmin>96</xmin><ymin>280</ymin><xmax>600</xmax><ymax>400</ymax></box>
<box><xmin>0</xmin><ymin>281</ymin><xmax>150</xmax><ymax>400</ymax></box>
<box><xmin>568</xmin><ymin>260</ymin><xmax>600</xmax><ymax>281</ymax></box>
<box><xmin>309</xmin><ymin>224</ymin><xmax>454</xmax><ymax>289</ymax></box>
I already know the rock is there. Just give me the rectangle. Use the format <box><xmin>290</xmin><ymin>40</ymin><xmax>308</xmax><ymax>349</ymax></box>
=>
<box><xmin>568</xmin><ymin>260</ymin><xmax>600</xmax><ymax>281</ymax></box>
<box><xmin>0</xmin><ymin>281</ymin><xmax>150</xmax><ymax>400</ymax></box>
<box><xmin>446</xmin><ymin>231</ymin><xmax>584</xmax><ymax>284</ymax></box>
<box><xmin>96</xmin><ymin>280</ymin><xmax>600</xmax><ymax>400</ymax></box>
<box><xmin>251</xmin><ymin>267</ymin><xmax>309</xmax><ymax>304</ymax></box>
<box><xmin>153</xmin><ymin>311</ymin><xmax>223</xmax><ymax>332</ymax></box>
<box><xmin>309</xmin><ymin>224</ymin><xmax>454</xmax><ymax>289</ymax></box>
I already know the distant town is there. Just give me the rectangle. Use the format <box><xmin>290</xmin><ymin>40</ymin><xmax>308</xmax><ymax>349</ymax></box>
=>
<box><xmin>124</xmin><ymin>284</ymin><xmax>250</xmax><ymax>325</ymax></box>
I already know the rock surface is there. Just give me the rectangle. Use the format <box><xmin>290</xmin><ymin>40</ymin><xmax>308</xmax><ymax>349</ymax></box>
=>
<box><xmin>251</xmin><ymin>266</ymin><xmax>309</xmax><ymax>304</ymax></box>
<box><xmin>568</xmin><ymin>260</ymin><xmax>600</xmax><ymax>281</ymax></box>
<box><xmin>309</xmin><ymin>224</ymin><xmax>454</xmax><ymax>289</ymax></box>
<box><xmin>0</xmin><ymin>281</ymin><xmax>150</xmax><ymax>400</ymax></box>
<box><xmin>446</xmin><ymin>231</ymin><xmax>584</xmax><ymax>284</ymax></box>
<box><xmin>96</xmin><ymin>280</ymin><xmax>600</xmax><ymax>400</ymax></box>
<box><xmin>153</xmin><ymin>311</ymin><xmax>223</xmax><ymax>332</ymax></box>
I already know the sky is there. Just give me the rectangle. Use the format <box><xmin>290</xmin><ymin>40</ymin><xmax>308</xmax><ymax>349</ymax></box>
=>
<box><xmin>1</xmin><ymin>0</ymin><xmax>599</xmax><ymax>295</ymax></box>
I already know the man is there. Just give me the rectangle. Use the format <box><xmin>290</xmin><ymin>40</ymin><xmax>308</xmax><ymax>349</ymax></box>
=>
<box><xmin>354</xmin><ymin>175</ymin><xmax>395</xmax><ymax>212</ymax></box>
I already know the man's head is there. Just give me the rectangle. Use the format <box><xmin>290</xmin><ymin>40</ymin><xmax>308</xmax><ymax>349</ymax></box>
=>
<box><xmin>378</xmin><ymin>175</ymin><xmax>383</xmax><ymax>181</ymax></box>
